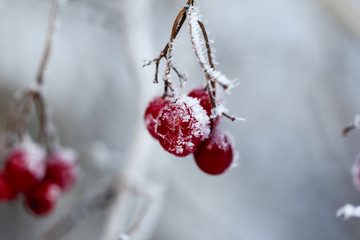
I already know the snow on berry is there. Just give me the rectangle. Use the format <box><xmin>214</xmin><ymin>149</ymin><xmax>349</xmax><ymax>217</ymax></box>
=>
<box><xmin>193</xmin><ymin>130</ymin><xmax>234</xmax><ymax>175</ymax></box>
<box><xmin>156</xmin><ymin>95</ymin><xmax>210</xmax><ymax>157</ymax></box>
<box><xmin>5</xmin><ymin>139</ymin><xmax>46</xmax><ymax>192</ymax></box>
<box><xmin>144</xmin><ymin>96</ymin><xmax>168</xmax><ymax>139</ymax></box>
<box><xmin>188</xmin><ymin>87</ymin><xmax>220</xmax><ymax>128</ymax></box>
<box><xmin>45</xmin><ymin>148</ymin><xmax>78</xmax><ymax>191</ymax></box>
<box><xmin>0</xmin><ymin>172</ymin><xmax>18</xmax><ymax>201</ymax></box>
<box><xmin>24</xmin><ymin>181</ymin><xmax>61</xmax><ymax>216</ymax></box>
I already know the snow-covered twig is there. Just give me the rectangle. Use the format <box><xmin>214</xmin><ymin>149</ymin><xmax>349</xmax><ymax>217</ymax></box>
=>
<box><xmin>187</xmin><ymin>5</ymin><xmax>242</xmax><ymax>121</ymax></box>
<box><xmin>336</xmin><ymin>204</ymin><xmax>360</xmax><ymax>221</ymax></box>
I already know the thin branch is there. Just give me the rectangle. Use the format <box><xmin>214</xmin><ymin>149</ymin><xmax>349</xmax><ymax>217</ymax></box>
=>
<box><xmin>36</xmin><ymin>0</ymin><xmax>61</xmax><ymax>86</ymax></box>
<box><xmin>342</xmin><ymin>124</ymin><xmax>355</xmax><ymax>137</ymax></box>
<box><xmin>40</xmin><ymin>183</ymin><xmax>116</xmax><ymax>240</ymax></box>
<box><xmin>146</xmin><ymin>0</ymin><xmax>194</xmax><ymax>94</ymax></box>
<box><xmin>126</xmin><ymin>192</ymin><xmax>151</xmax><ymax>236</ymax></box>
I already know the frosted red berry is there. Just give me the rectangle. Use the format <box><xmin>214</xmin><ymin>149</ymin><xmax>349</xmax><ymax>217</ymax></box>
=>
<box><xmin>188</xmin><ymin>87</ymin><xmax>220</xmax><ymax>129</ymax></box>
<box><xmin>5</xmin><ymin>140</ymin><xmax>46</xmax><ymax>192</ymax></box>
<box><xmin>45</xmin><ymin>148</ymin><xmax>78</xmax><ymax>191</ymax></box>
<box><xmin>0</xmin><ymin>172</ymin><xmax>18</xmax><ymax>201</ymax></box>
<box><xmin>156</xmin><ymin>95</ymin><xmax>210</xmax><ymax>157</ymax></box>
<box><xmin>144</xmin><ymin>96</ymin><xmax>168</xmax><ymax>139</ymax></box>
<box><xmin>24</xmin><ymin>181</ymin><xmax>60</xmax><ymax>216</ymax></box>
<box><xmin>194</xmin><ymin>130</ymin><xmax>234</xmax><ymax>175</ymax></box>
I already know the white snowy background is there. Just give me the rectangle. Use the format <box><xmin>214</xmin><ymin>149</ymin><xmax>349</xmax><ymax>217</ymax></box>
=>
<box><xmin>0</xmin><ymin>0</ymin><xmax>360</xmax><ymax>239</ymax></box>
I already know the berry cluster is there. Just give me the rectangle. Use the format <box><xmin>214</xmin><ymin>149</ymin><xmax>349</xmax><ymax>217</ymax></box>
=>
<box><xmin>144</xmin><ymin>1</ymin><xmax>241</xmax><ymax>175</ymax></box>
<box><xmin>0</xmin><ymin>138</ymin><xmax>78</xmax><ymax>216</ymax></box>
<box><xmin>144</xmin><ymin>87</ymin><xmax>235</xmax><ymax>175</ymax></box>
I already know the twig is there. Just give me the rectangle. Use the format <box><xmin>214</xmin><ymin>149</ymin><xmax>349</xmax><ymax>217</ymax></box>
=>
<box><xmin>146</xmin><ymin>0</ymin><xmax>194</xmax><ymax>95</ymax></box>
<box><xmin>342</xmin><ymin>124</ymin><xmax>355</xmax><ymax>137</ymax></box>
<box><xmin>36</xmin><ymin>0</ymin><xmax>61</xmax><ymax>86</ymax></box>
<box><xmin>40</xmin><ymin>184</ymin><xmax>116</xmax><ymax>240</ymax></box>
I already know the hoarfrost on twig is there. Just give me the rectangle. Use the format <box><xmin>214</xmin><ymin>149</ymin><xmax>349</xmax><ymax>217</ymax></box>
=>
<box><xmin>336</xmin><ymin>204</ymin><xmax>360</xmax><ymax>221</ymax></box>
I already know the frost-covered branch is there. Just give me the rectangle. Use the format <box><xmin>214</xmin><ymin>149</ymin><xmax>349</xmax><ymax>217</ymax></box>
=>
<box><xmin>187</xmin><ymin>5</ymin><xmax>243</xmax><ymax>122</ymax></box>
<box><xmin>336</xmin><ymin>204</ymin><xmax>360</xmax><ymax>221</ymax></box>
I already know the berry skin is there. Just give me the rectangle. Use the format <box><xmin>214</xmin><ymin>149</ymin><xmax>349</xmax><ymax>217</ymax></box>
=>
<box><xmin>0</xmin><ymin>172</ymin><xmax>18</xmax><ymax>201</ymax></box>
<box><xmin>24</xmin><ymin>181</ymin><xmax>61</xmax><ymax>216</ymax></box>
<box><xmin>193</xmin><ymin>130</ymin><xmax>234</xmax><ymax>175</ymax></box>
<box><xmin>144</xmin><ymin>96</ymin><xmax>168</xmax><ymax>139</ymax></box>
<box><xmin>156</xmin><ymin>95</ymin><xmax>210</xmax><ymax>157</ymax></box>
<box><xmin>45</xmin><ymin>148</ymin><xmax>78</xmax><ymax>192</ymax></box>
<box><xmin>188</xmin><ymin>87</ymin><xmax>220</xmax><ymax>129</ymax></box>
<box><xmin>5</xmin><ymin>140</ymin><xmax>46</xmax><ymax>192</ymax></box>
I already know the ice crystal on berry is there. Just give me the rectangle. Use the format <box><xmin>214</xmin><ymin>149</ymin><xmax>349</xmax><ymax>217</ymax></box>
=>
<box><xmin>188</xmin><ymin>87</ymin><xmax>221</xmax><ymax>128</ymax></box>
<box><xmin>156</xmin><ymin>95</ymin><xmax>210</xmax><ymax>157</ymax></box>
<box><xmin>5</xmin><ymin>139</ymin><xmax>46</xmax><ymax>192</ymax></box>
<box><xmin>194</xmin><ymin>130</ymin><xmax>234</xmax><ymax>175</ymax></box>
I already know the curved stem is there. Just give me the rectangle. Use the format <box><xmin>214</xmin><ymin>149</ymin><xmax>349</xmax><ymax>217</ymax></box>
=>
<box><xmin>36</xmin><ymin>0</ymin><xmax>61</xmax><ymax>86</ymax></box>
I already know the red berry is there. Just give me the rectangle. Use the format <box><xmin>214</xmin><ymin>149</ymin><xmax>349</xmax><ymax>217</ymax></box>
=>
<box><xmin>24</xmin><ymin>181</ymin><xmax>60</xmax><ymax>216</ymax></box>
<box><xmin>0</xmin><ymin>172</ymin><xmax>18</xmax><ymax>201</ymax></box>
<box><xmin>193</xmin><ymin>130</ymin><xmax>234</xmax><ymax>175</ymax></box>
<box><xmin>188</xmin><ymin>87</ymin><xmax>220</xmax><ymax>129</ymax></box>
<box><xmin>144</xmin><ymin>96</ymin><xmax>168</xmax><ymax>139</ymax></box>
<box><xmin>5</xmin><ymin>140</ymin><xmax>46</xmax><ymax>192</ymax></box>
<box><xmin>156</xmin><ymin>95</ymin><xmax>210</xmax><ymax>157</ymax></box>
<box><xmin>45</xmin><ymin>148</ymin><xmax>78</xmax><ymax>191</ymax></box>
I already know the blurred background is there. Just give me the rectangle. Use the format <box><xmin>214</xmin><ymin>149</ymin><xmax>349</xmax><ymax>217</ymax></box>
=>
<box><xmin>1</xmin><ymin>0</ymin><xmax>360</xmax><ymax>239</ymax></box>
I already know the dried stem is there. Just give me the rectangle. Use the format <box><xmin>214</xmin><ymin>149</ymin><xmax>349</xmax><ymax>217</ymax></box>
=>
<box><xmin>126</xmin><ymin>195</ymin><xmax>151</xmax><ymax>236</ymax></box>
<box><xmin>15</xmin><ymin>92</ymin><xmax>34</xmax><ymax>140</ymax></box>
<box><xmin>342</xmin><ymin>124</ymin><xmax>356</xmax><ymax>137</ymax></box>
<box><xmin>36</xmin><ymin>0</ymin><xmax>61</xmax><ymax>86</ymax></box>
<box><xmin>147</xmin><ymin>0</ymin><xmax>194</xmax><ymax>95</ymax></box>
<box><xmin>187</xmin><ymin>6</ymin><xmax>241</xmax><ymax>122</ymax></box>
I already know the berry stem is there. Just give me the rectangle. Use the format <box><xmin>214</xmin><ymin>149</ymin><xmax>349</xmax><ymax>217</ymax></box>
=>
<box><xmin>146</xmin><ymin>0</ymin><xmax>195</xmax><ymax>96</ymax></box>
<box><xmin>36</xmin><ymin>0</ymin><xmax>61</xmax><ymax>86</ymax></box>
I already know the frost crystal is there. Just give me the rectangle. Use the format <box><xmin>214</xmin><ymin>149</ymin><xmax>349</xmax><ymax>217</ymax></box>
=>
<box><xmin>18</xmin><ymin>136</ymin><xmax>46</xmax><ymax>179</ymax></box>
<box><xmin>337</xmin><ymin>204</ymin><xmax>360</xmax><ymax>220</ymax></box>
<box><xmin>187</xmin><ymin>6</ymin><xmax>238</xmax><ymax>92</ymax></box>
<box><xmin>156</xmin><ymin>95</ymin><xmax>210</xmax><ymax>157</ymax></box>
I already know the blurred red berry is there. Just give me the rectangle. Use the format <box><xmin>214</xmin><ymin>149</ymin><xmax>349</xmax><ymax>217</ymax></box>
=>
<box><xmin>5</xmin><ymin>140</ymin><xmax>46</xmax><ymax>192</ymax></box>
<box><xmin>0</xmin><ymin>172</ymin><xmax>18</xmax><ymax>201</ymax></box>
<box><xmin>188</xmin><ymin>87</ymin><xmax>220</xmax><ymax>129</ymax></box>
<box><xmin>144</xmin><ymin>96</ymin><xmax>168</xmax><ymax>139</ymax></box>
<box><xmin>156</xmin><ymin>95</ymin><xmax>210</xmax><ymax>157</ymax></box>
<box><xmin>24</xmin><ymin>181</ymin><xmax>60</xmax><ymax>216</ymax></box>
<box><xmin>194</xmin><ymin>130</ymin><xmax>234</xmax><ymax>175</ymax></box>
<box><xmin>45</xmin><ymin>148</ymin><xmax>78</xmax><ymax>191</ymax></box>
